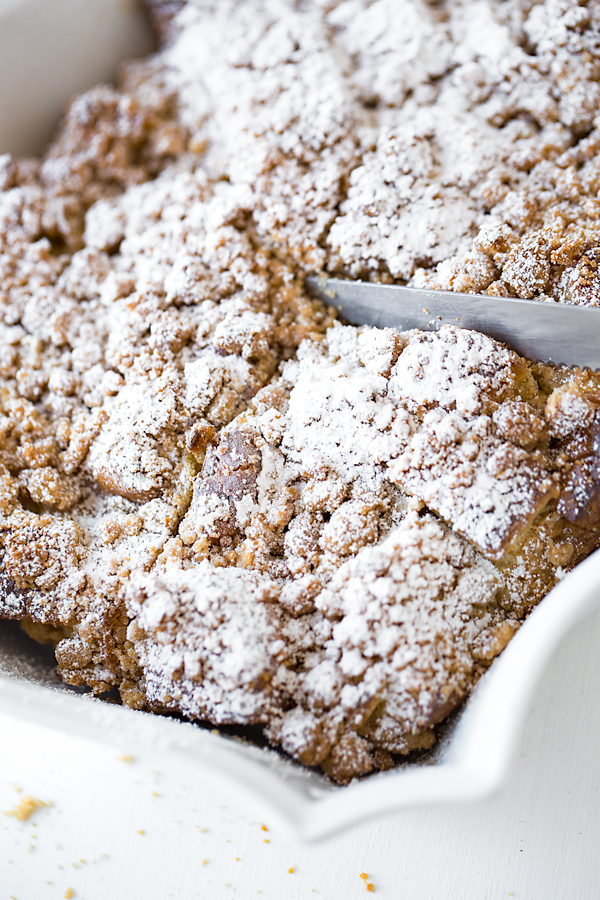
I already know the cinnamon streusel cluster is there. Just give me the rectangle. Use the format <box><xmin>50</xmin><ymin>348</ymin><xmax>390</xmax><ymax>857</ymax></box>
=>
<box><xmin>2</xmin><ymin>0</ymin><xmax>600</xmax><ymax>782</ymax></box>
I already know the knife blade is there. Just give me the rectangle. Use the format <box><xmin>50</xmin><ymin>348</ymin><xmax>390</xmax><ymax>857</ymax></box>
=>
<box><xmin>305</xmin><ymin>276</ymin><xmax>600</xmax><ymax>370</ymax></box>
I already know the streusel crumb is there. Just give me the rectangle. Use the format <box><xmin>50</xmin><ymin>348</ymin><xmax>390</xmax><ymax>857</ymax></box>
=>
<box><xmin>2</xmin><ymin>0</ymin><xmax>600</xmax><ymax>783</ymax></box>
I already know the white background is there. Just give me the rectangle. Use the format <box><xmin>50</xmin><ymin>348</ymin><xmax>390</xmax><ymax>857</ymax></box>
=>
<box><xmin>1</xmin><ymin>606</ymin><xmax>599</xmax><ymax>900</ymax></box>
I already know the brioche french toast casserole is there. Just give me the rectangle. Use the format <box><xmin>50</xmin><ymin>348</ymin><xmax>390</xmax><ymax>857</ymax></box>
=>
<box><xmin>2</xmin><ymin>0</ymin><xmax>600</xmax><ymax>782</ymax></box>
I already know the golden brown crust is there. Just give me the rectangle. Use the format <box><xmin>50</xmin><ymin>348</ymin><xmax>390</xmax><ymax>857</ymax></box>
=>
<box><xmin>144</xmin><ymin>0</ymin><xmax>186</xmax><ymax>42</ymax></box>
<box><xmin>4</xmin><ymin>0</ymin><xmax>600</xmax><ymax>784</ymax></box>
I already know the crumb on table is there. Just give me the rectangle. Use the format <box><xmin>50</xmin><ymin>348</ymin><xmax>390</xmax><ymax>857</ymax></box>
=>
<box><xmin>4</xmin><ymin>796</ymin><xmax>50</xmax><ymax>821</ymax></box>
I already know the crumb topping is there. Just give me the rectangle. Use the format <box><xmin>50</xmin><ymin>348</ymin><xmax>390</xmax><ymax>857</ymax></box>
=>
<box><xmin>3</xmin><ymin>0</ymin><xmax>600</xmax><ymax>783</ymax></box>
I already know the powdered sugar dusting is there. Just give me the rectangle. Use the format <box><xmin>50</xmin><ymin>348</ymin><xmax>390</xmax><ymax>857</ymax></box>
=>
<box><xmin>3</xmin><ymin>0</ymin><xmax>600</xmax><ymax>782</ymax></box>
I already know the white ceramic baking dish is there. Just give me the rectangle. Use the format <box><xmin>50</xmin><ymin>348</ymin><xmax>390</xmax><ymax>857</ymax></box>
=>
<box><xmin>2</xmin><ymin>0</ymin><xmax>600</xmax><ymax>842</ymax></box>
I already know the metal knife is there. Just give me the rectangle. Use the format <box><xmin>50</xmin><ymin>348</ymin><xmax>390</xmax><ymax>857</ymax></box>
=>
<box><xmin>305</xmin><ymin>276</ymin><xmax>600</xmax><ymax>369</ymax></box>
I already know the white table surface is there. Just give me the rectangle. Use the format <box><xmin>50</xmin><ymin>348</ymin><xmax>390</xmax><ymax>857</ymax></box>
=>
<box><xmin>1</xmin><ymin>606</ymin><xmax>599</xmax><ymax>900</ymax></box>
